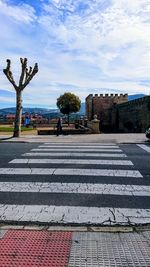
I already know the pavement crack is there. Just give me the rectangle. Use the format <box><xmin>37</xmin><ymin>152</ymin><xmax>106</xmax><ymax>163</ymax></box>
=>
<box><xmin>30</xmin><ymin>167</ymin><xmax>33</xmax><ymax>175</ymax></box>
<box><xmin>60</xmin><ymin>213</ymin><xmax>65</xmax><ymax>222</ymax></box>
<box><xmin>26</xmin><ymin>159</ymin><xmax>32</xmax><ymax>174</ymax></box>
<box><xmin>109</xmin><ymin>208</ymin><xmax>116</xmax><ymax>223</ymax></box>
<box><xmin>117</xmin><ymin>209</ymin><xmax>132</xmax><ymax>226</ymax></box>
<box><xmin>52</xmin><ymin>168</ymin><xmax>56</xmax><ymax>175</ymax></box>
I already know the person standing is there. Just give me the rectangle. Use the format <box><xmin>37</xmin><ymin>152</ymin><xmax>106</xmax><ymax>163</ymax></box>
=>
<box><xmin>56</xmin><ymin>117</ymin><xmax>62</xmax><ymax>136</ymax></box>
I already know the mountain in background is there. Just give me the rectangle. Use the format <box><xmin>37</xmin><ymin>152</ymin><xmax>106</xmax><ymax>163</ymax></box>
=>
<box><xmin>0</xmin><ymin>107</ymin><xmax>51</xmax><ymax>115</ymax></box>
<box><xmin>79</xmin><ymin>102</ymin><xmax>85</xmax><ymax>114</ymax></box>
<box><xmin>0</xmin><ymin>94</ymin><xmax>146</xmax><ymax>116</ymax></box>
<box><xmin>0</xmin><ymin>102</ymin><xmax>85</xmax><ymax>117</ymax></box>
<box><xmin>128</xmin><ymin>94</ymin><xmax>146</xmax><ymax>101</ymax></box>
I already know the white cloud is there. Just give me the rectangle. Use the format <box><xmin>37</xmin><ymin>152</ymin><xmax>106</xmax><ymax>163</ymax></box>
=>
<box><xmin>0</xmin><ymin>0</ymin><xmax>150</xmax><ymax>108</ymax></box>
<box><xmin>0</xmin><ymin>0</ymin><xmax>37</xmax><ymax>24</ymax></box>
<box><xmin>0</xmin><ymin>96</ymin><xmax>15</xmax><ymax>105</ymax></box>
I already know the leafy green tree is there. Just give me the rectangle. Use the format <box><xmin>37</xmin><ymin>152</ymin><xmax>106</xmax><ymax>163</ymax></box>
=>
<box><xmin>57</xmin><ymin>92</ymin><xmax>81</xmax><ymax>125</ymax></box>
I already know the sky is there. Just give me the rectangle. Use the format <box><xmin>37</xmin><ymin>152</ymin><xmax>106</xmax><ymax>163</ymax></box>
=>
<box><xmin>0</xmin><ymin>0</ymin><xmax>150</xmax><ymax>109</ymax></box>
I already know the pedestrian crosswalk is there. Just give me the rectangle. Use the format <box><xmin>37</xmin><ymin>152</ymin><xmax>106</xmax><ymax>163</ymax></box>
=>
<box><xmin>0</xmin><ymin>142</ymin><xmax>150</xmax><ymax>225</ymax></box>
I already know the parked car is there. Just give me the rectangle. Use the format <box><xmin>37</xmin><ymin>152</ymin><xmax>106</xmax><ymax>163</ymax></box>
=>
<box><xmin>145</xmin><ymin>128</ymin><xmax>150</xmax><ymax>139</ymax></box>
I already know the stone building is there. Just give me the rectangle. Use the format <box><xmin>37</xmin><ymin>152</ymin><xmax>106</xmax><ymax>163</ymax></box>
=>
<box><xmin>86</xmin><ymin>94</ymin><xmax>150</xmax><ymax>133</ymax></box>
<box><xmin>112</xmin><ymin>95</ymin><xmax>150</xmax><ymax>133</ymax></box>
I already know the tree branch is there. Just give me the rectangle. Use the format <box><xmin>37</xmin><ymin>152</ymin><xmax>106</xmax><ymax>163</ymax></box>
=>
<box><xmin>19</xmin><ymin>58</ymin><xmax>27</xmax><ymax>87</ymax></box>
<box><xmin>3</xmin><ymin>59</ymin><xmax>17</xmax><ymax>90</ymax></box>
<box><xmin>3</xmin><ymin>58</ymin><xmax>38</xmax><ymax>91</ymax></box>
<box><xmin>22</xmin><ymin>63</ymin><xmax>38</xmax><ymax>89</ymax></box>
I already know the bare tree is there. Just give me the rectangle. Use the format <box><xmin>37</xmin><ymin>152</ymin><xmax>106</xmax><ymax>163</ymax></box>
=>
<box><xmin>3</xmin><ymin>58</ymin><xmax>38</xmax><ymax>137</ymax></box>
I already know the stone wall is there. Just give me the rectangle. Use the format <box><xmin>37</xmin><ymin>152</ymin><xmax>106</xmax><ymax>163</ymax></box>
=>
<box><xmin>112</xmin><ymin>96</ymin><xmax>150</xmax><ymax>133</ymax></box>
<box><xmin>86</xmin><ymin>93</ymin><xmax>128</xmax><ymax>132</ymax></box>
<box><xmin>86</xmin><ymin>93</ymin><xmax>150</xmax><ymax>133</ymax></box>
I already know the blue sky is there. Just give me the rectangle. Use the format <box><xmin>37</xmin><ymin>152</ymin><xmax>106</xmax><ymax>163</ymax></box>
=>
<box><xmin>0</xmin><ymin>0</ymin><xmax>150</xmax><ymax>108</ymax></box>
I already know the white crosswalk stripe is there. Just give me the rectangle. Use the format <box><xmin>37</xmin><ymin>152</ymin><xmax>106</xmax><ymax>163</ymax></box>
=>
<box><xmin>23</xmin><ymin>152</ymin><xmax>127</xmax><ymax>157</ymax></box>
<box><xmin>44</xmin><ymin>142</ymin><xmax>117</xmax><ymax>146</ymax></box>
<box><xmin>39</xmin><ymin>145</ymin><xmax>120</xmax><ymax>148</ymax></box>
<box><xmin>9</xmin><ymin>158</ymin><xmax>133</xmax><ymax>165</ymax></box>
<box><xmin>31</xmin><ymin>148</ymin><xmax>122</xmax><ymax>152</ymax></box>
<box><xmin>137</xmin><ymin>144</ymin><xmax>150</xmax><ymax>153</ymax></box>
<box><xmin>0</xmin><ymin>182</ymin><xmax>149</xmax><ymax>196</ymax></box>
<box><xmin>0</xmin><ymin>205</ymin><xmax>149</xmax><ymax>225</ymax></box>
<box><xmin>0</xmin><ymin>142</ymin><xmax>149</xmax><ymax>225</ymax></box>
<box><xmin>0</xmin><ymin>168</ymin><xmax>142</xmax><ymax>177</ymax></box>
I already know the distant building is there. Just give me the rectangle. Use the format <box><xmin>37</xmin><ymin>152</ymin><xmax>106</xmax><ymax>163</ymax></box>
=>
<box><xmin>5</xmin><ymin>113</ymin><xmax>47</xmax><ymax>125</ymax></box>
<box><xmin>86</xmin><ymin>93</ymin><xmax>150</xmax><ymax>133</ymax></box>
<box><xmin>6</xmin><ymin>114</ymin><xmax>16</xmax><ymax>122</ymax></box>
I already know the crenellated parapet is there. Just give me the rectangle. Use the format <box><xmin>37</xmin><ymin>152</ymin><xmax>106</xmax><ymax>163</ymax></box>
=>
<box><xmin>86</xmin><ymin>93</ymin><xmax>128</xmax><ymax>100</ymax></box>
<box><xmin>86</xmin><ymin>93</ymin><xmax>128</xmax><ymax>121</ymax></box>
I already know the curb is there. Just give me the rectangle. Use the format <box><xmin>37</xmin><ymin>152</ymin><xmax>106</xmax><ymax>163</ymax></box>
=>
<box><xmin>0</xmin><ymin>224</ymin><xmax>150</xmax><ymax>233</ymax></box>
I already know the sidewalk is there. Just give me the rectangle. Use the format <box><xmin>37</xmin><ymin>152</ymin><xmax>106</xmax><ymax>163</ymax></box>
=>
<box><xmin>0</xmin><ymin>133</ymin><xmax>149</xmax><ymax>143</ymax></box>
<box><xmin>0</xmin><ymin>225</ymin><xmax>150</xmax><ymax>266</ymax></box>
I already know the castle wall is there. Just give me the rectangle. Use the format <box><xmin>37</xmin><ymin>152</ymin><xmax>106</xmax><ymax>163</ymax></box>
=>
<box><xmin>86</xmin><ymin>93</ymin><xmax>128</xmax><ymax>131</ymax></box>
<box><xmin>86</xmin><ymin>93</ymin><xmax>150</xmax><ymax>133</ymax></box>
<box><xmin>112</xmin><ymin>96</ymin><xmax>150</xmax><ymax>132</ymax></box>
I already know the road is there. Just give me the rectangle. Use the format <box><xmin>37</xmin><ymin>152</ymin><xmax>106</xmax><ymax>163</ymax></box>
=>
<box><xmin>0</xmin><ymin>141</ymin><xmax>150</xmax><ymax>225</ymax></box>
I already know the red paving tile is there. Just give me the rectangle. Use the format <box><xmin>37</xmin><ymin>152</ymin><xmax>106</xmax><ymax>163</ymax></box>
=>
<box><xmin>0</xmin><ymin>230</ymin><xmax>72</xmax><ymax>267</ymax></box>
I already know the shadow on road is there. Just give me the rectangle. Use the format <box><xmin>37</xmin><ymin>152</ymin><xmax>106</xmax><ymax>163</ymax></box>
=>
<box><xmin>0</xmin><ymin>136</ymin><xmax>13</xmax><ymax>141</ymax></box>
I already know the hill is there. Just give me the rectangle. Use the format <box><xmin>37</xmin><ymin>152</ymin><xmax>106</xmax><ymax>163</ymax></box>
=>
<box><xmin>0</xmin><ymin>103</ymin><xmax>85</xmax><ymax>117</ymax></box>
<box><xmin>128</xmin><ymin>94</ymin><xmax>146</xmax><ymax>101</ymax></box>
<box><xmin>0</xmin><ymin>107</ymin><xmax>51</xmax><ymax>115</ymax></box>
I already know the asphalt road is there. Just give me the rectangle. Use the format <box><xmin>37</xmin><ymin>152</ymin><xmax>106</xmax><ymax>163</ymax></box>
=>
<box><xmin>0</xmin><ymin>141</ymin><xmax>149</xmax><ymax>225</ymax></box>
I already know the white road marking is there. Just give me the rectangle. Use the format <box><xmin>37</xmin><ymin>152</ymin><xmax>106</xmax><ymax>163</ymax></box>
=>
<box><xmin>39</xmin><ymin>145</ymin><xmax>120</xmax><ymax>148</ymax></box>
<box><xmin>0</xmin><ymin>168</ymin><xmax>55</xmax><ymax>175</ymax></box>
<box><xmin>23</xmin><ymin>152</ymin><xmax>127</xmax><ymax>157</ymax></box>
<box><xmin>0</xmin><ymin>168</ymin><xmax>143</xmax><ymax>177</ymax></box>
<box><xmin>44</xmin><ymin>143</ymin><xmax>116</xmax><ymax>146</ymax></box>
<box><xmin>9</xmin><ymin>159</ymin><xmax>133</xmax><ymax>166</ymax></box>
<box><xmin>54</xmin><ymin>168</ymin><xmax>143</xmax><ymax>177</ymax></box>
<box><xmin>0</xmin><ymin>182</ymin><xmax>149</xmax><ymax>196</ymax></box>
<box><xmin>32</xmin><ymin>148</ymin><xmax>122</xmax><ymax>152</ymax></box>
<box><xmin>0</xmin><ymin>205</ymin><xmax>150</xmax><ymax>225</ymax></box>
<box><xmin>137</xmin><ymin>144</ymin><xmax>150</xmax><ymax>153</ymax></box>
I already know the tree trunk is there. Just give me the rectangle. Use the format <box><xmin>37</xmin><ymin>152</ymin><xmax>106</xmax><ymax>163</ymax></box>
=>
<box><xmin>13</xmin><ymin>90</ymin><xmax>22</xmax><ymax>137</ymax></box>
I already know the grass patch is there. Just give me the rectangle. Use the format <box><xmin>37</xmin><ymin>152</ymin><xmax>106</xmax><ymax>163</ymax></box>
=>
<box><xmin>0</xmin><ymin>127</ymin><xmax>34</xmax><ymax>132</ymax></box>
